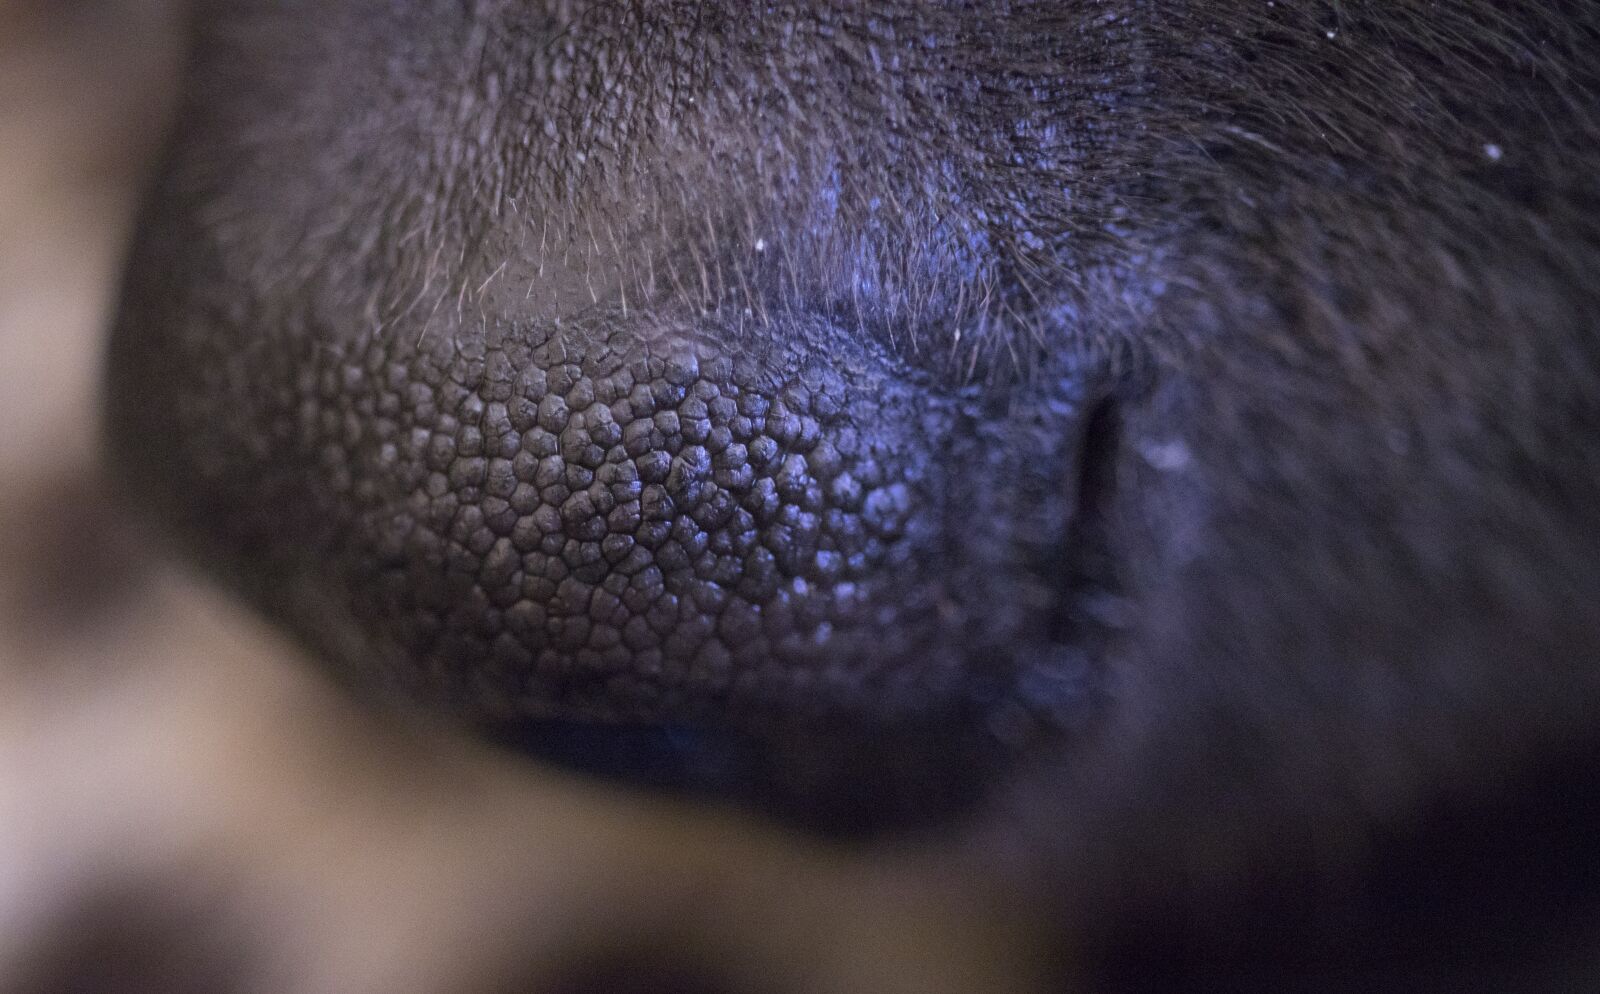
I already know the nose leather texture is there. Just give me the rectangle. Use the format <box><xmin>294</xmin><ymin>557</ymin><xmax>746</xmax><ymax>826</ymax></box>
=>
<box><xmin>107</xmin><ymin>261</ymin><xmax>1117</xmax><ymax>831</ymax></box>
<box><xmin>103</xmin><ymin>0</ymin><xmax>1149</xmax><ymax>832</ymax></box>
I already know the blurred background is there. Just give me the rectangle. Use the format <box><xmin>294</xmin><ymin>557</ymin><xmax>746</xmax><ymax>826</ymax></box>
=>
<box><xmin>0</xmin><ymin>0</ymin><xmax>180</xmax><ymax>480</ymax></box>
<box><xmin>0</xmin><ymin>3</ymin><xmax>1032</xmax><ymax>991</ymax></box>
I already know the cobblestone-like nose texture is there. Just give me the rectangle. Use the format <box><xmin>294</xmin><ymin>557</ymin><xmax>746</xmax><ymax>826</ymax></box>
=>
<box><xmin>317</xmin><ymin>318</ymin><xmax>963</xmax><ymax>724</ymax></box>
<box><xmin>111</xmin><ymin>292</ymin><xmax>1102</xmax><ymax>828</ymax></box>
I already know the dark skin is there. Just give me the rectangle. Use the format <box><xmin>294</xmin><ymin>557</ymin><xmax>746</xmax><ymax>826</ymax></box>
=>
<box><xmin>106</xmin><ymin>0</ymin><xmax>1600</xmax><ymax>988</ymax></box>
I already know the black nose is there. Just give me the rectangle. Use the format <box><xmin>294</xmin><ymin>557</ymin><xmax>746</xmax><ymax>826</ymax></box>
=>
<box><xmin>108</xmin><ymin>257</ymin><xmax>1118</xmax><ymax>829</ymax></box>
<box><xmin>101</xmin><ymin>0</ymin><xmax>1131</xmax><ymax>833</ymax></box>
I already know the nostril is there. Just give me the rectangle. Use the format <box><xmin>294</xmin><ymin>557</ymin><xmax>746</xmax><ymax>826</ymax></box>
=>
<box><xmin>929</xmin><ymin>381</ymin><xmax>1126</xmax><ymax>751</ymax></box>
<box><xmin>1053</xmin><ymin>393</ymin><xmax>1126</xmax><ymax>645</ymax></box>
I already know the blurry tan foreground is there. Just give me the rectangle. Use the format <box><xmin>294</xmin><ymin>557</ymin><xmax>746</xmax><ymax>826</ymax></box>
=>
<box><xmin>0</xmin><ymin>3</ymin><xmax>1040</xmax><ymax>991</ymax></box>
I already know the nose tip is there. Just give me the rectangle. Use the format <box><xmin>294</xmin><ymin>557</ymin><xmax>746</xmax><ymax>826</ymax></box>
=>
<box><xmin>158</xmin><ymin>306</ymin><xmax>976</xmax><ymax>727</ymax></box>
<box><xmin>107</xmin><ymin>247</ymin><xmax>1115</xmax><ymax>829</ymax></box>
<box><xmin>418</xmin><ymin>315</ymin><xmax>972</xmax><ymax>717</ymax></box>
